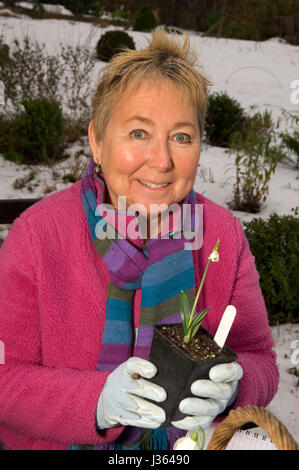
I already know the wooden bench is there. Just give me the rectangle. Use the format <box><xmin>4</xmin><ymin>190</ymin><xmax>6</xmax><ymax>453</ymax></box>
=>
<box><xmin>0</xmin><ymin>199</ymin><xmax>41</xmax><ymax>224</ymax></box>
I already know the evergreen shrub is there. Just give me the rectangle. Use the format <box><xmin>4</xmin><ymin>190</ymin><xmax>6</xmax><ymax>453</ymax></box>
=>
<box><xmin>96</xmin><ymin>30</ymin><xmax>135</xmax><ymax>62</ymax></box>
<box><xmin>244</xmin><ymin>212</ymin><xmax>299</xmax><ymax>325</ymax></box>
<box><xmin>205</xmin><ymin>91</ymin><xmax>246</xmax><ymax>147</ymax></box>
<box><xmin>133</xmin><ymin>6</ymin><xmax>157</xmax><ymax>32</ymax></box>
<box><xmin>0</xmin><ymin>97</ymin><xmax>66</xmax><ymax>164</ymax></box>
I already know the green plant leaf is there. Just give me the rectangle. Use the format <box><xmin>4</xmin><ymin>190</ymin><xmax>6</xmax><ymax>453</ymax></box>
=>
<box><xmin>179</xmin><ymin>290</ymin><xmax>190</xmax><ymax>334</ymax></box>
<box><xmin>199</xmin><ymin>306</ymin><xmax>210</xmax><ymax>319</ymax></box>
<box><xmin>188</xmin><ymin>307</ymin><xmax>210</xmax><ymax>340</ymax></box>
<box><xmin>188</xmin><ymin>323</ymin><xmax>200</xmax><ymax>341</ymax></box>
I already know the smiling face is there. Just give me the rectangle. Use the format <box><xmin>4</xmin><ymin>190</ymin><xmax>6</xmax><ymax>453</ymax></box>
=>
<box><xmin>89</xmin><ymin>78</ymin><xmax>201</xmax><ymax>215</ymax></box>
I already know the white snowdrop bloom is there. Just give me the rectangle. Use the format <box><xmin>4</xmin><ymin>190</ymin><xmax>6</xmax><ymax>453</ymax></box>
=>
<box><xmin>173</xmin><ymin>434</ymin><xmax>200</xmax><ymax>450</ymax></box>
<box><xmin>208</xmin><ymin>250</ymin><xmax>219</xmax><ymax>262</ymax></box>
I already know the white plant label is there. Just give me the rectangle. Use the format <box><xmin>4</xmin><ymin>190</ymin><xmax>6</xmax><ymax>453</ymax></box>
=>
<box><xmin>214</xmin><ymin>305</ymin><xmax>237</xmax><ymax>349</ymax></box>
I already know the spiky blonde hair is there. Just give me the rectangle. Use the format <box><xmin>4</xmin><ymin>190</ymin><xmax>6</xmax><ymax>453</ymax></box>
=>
<box><xmin>91</xmin><ymin>28</ymin><xmax>212</xmax><ymax>141</ymax></box>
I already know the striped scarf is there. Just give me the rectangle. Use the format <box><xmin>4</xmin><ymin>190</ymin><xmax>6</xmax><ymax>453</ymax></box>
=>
<box><xmin>75</xmin><ymin>159</ymin><xmax>199</xmax><ymax>450</ymax></box>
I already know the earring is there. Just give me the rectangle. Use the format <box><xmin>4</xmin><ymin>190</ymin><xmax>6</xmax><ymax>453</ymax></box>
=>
<box><xmin>94</xmin><ymin>159</ymin><xmax>102</xmax><ymax>175</ymax></box>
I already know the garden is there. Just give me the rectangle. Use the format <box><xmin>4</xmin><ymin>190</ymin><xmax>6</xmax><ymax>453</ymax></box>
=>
<box><xmin>0</xmin><ymin>0</ymin><xmax>298</xmax><ymax>445</ymax></box>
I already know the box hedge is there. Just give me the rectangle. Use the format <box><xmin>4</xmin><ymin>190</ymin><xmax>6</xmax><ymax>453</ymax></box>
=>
<box><xmin>244</xmin><ymin>213</ymin><xmax>299</xmax><ymax>325</ymax></box>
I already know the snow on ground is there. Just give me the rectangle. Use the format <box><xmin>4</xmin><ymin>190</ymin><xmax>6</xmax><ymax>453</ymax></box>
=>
<box><xmin>15</xmin><ymin>2</ymin><xmax>73</xmax><ymax>15</ymax></box>
<box><xmin>14</xmin><ymin>1</ymin><xmax>33</xmax><ymax>8</ymax></box>
<box><xmin>0</xmin><ymin>14</ymin><xmax>298</xmax><ymax>445</ymax></box>
<box><xmin>268</xmin><ymin>323</ymin><xmax>299</xmax><ymax>443</ymax></box>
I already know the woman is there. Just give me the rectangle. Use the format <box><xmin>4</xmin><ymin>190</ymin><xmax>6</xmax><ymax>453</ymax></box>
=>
<box><xmin>0</xmin><ymin>29</ymin><xmax>278</xmax><ymax>450</ymax></box>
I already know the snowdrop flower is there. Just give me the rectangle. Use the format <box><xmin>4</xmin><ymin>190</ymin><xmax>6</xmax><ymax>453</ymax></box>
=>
<box><xmin>208</xmin><ymin>238</ymin><xmax>220</xmax><ymax>262</ymax></box>
<box><xmin>180</xmin><ymin>238</ymin><xmax>220</xmax><ymax>344</ymax></box>
<box><xmin>173</xmin><ymin>428</ymin><xmax>205</xmax><ymax>450</ymax></box>
<box><xmin>208</xmin><ymin>250</ymin><xmax>219</xmax><ymax>262</ymax></box>
<box><xmin>173</xmin><ymin>433</ymin><xmax>199</xmax><ymax>451</ymax></box>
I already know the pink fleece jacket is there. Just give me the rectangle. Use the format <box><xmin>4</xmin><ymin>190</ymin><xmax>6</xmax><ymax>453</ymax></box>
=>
<box><xmin>0</xmin><ymin>181</ymin><xmax>279</xmax><ymax>450</ymax></box>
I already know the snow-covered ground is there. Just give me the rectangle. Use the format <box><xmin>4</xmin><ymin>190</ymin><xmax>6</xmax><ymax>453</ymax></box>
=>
<box><xmin>15</xmin><ymin>2</ymin><xmax>73</xmax><ymax>15</ymax></box>
<box><xmin>0</xmin><ymin>14</ymin><xmax>298</xmax><ymax>446</ymax></box>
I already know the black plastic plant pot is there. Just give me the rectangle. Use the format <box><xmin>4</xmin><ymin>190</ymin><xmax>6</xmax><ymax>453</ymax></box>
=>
<box><xmin>148</xmin><ymin>324</ymin><xmax>238</xmax><ymax>424</ymax></box>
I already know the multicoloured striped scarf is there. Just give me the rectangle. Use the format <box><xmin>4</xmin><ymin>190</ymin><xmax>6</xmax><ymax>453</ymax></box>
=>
<box><xmin>75</xmin><ymin>159</ymin><xmax>199</xmax><ymax>450</ymax></box>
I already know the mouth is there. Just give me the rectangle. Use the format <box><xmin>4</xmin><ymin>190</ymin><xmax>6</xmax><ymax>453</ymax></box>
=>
<box><xmin>138</xmin><ymin>179</ymin><xmax>170</xmax><ymax>189</ymax></box>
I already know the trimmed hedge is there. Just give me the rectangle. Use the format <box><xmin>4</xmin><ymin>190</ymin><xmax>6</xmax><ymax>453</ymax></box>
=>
<box><xmin>205</xmin><ymin>91</ymin><xmax>246</xmax><ymax>147</ymax></box>
<box><xmin>96</xmin><ymin>30</ymin><xmax>135</xmax><ymax>62</ymax></box>
<box><xmin>0</xmin><ymin>97</ymin><xmax>66</xmax><ymax>164</ymax></box>
<box><xmin>244</xmin><ymin>213</ymin><xmax>299</xmax><ymax>325</ymax></box>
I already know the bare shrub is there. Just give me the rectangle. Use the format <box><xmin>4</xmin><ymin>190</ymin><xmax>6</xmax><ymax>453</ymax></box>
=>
<box><xmin>0</xmin><ymin>34</ymin><xmax>97</xmax><ymax>142</ymax></box>
<box><xmin>228</xmin><ymin>110</ymin><xmax>284</xmax><ymax>213</ymax></box>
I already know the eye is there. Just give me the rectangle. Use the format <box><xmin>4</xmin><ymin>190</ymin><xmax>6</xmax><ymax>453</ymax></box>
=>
<box><xmin>174</xmin><ymin>133</ymin><xmax>191</xmax><ymax>143</ymax></box>
<box><xmin>131</xmin><ymin>129</ymin><xmax>146</xmax><ymax>139</ymax></box>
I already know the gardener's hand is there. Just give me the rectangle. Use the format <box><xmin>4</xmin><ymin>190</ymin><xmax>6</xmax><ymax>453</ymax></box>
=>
<box><xmin>171</xmin><ymin>362</ymin><xmax>243</xmax><ymax>431</ymax></box>
<box><xmin>96</xmin><ymin>357</ymin><xmax>167</xmax><ymax>429</ymax></box>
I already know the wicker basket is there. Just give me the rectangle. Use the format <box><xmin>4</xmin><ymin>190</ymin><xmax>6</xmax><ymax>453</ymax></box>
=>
<box><xmin>207</xmin><ymin>405</ymin><xmax>299</xmax><ymax>450</ymax></box>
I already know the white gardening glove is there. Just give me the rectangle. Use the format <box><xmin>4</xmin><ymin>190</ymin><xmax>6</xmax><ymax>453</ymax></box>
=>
<box><xmin>171</xmin><ymin>362</ymin><xmax>243</xmax><ymax>431</ymax></box>
<box><xmin>96</xmin><ymin>357</ymin><xmax>167</xmax><ymax>429</ymax></box>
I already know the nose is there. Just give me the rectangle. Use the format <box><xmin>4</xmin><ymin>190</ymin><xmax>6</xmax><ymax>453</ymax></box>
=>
<box><xmin>147</xmin><ymin>138</ymin><xmax>173</xmax><ymax>171</ymax></box>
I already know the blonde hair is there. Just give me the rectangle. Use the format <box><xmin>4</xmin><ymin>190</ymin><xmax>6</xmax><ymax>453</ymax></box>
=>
<box><xmin>91</xmin><ymin>28</ymin><xmax>212</xmax><ymax>142</ymax></box>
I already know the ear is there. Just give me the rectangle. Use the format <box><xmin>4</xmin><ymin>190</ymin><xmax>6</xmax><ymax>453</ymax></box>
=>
<box><xmin>88</xmin><ymin>120</ymin><xmax>102</xmax><ymax>164</ymax></box>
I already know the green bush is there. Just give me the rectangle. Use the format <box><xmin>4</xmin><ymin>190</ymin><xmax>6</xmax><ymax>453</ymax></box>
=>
<box><xmin>244</xmin><ymin>213</ymin><xmax>299</xmax><ymax>325</ymax></box>
<box><xmin>204</xmin><ymin>91</ymin><xmax>246</xmax><ymax>147</ymax></box>
<box><xmin>229</xmin><ymin>110</ymin><xmax>283</xmax><ymax>213</ymax></box>
<box><xmin>96</xmin><ymin>30</ymin><xmax>135</xmax><ymax>62</ymax></box>
<box><xmin>280</xmin><ymin>113</ymin><xmax>299</xmax><ymax>169</ymax></box>
<box><xmin>0</xmin><ymin>35</ymin><xmax>96</xmax><ymax>141</ymax></box>
<box><xmin>210</xmin><ymin>0</ymin><xmax>291</xmax><ymax>42</ymax></box>
<box><xmin>200</xmin><ymin>9</ymin><xmax>221</xmax><ymax>32</ymax></box>
<box><xmin>0</xmin><ymin>40</ymin><xmax>9</xmax><ymax>67</ymax></box>
<box><xmin>0</xmin><ymin>97</ymin><xmax>66</xmax><ymax>164</ymax></box>
<box><xmin>112</xmin><ymin>9</ymin><xmax>128</xmax><ymax>21</ymax></box>
<box><xmin>89</xmin><ymin>2</ymin><xmax>103</xmax><ymax>17</ymax></box>
<box><xmin>133</xmin><ymin>5</ymin><xmax>157</xmax><ymax>32</ymax></box>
